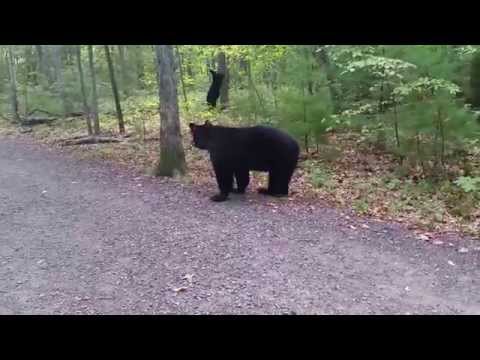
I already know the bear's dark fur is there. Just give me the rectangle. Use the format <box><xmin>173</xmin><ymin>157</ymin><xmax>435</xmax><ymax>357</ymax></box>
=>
<box><xmin>206</xmin><ymin>69</ymin><xmax>224</xmax><ymax>108</ymax></box>
<box><xmin>189</xmin><ymin>121</ymin><xmax>300</xmax><ymax>202</ymax></box>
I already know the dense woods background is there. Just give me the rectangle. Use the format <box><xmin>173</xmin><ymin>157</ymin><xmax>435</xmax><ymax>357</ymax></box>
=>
<box><xmin>1</xmin><ymin>45</ymin><xmax>479</xmax><ymax>236</ymax></box>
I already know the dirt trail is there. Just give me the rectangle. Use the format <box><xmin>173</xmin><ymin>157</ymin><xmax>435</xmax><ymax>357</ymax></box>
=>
<box><xmin>1</xmin><ymin>137</ymin><xmax>479</xmax><ymax>314</ymax></box>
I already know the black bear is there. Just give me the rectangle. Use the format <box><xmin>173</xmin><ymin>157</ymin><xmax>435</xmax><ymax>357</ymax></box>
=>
<box><xmin>189</xmin><ymin>120</ymin><xmax>300</xmax><ymax>202</ymax></box>
<box><xmin>206</xmin><ymin>69</ymin><xmax>224</xmax><ymax>108</ymax></box>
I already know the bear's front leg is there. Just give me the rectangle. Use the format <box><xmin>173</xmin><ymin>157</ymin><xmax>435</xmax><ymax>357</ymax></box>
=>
<box><xmin>211</xmin><ymin>160</ymin><xmax>234</xmax><ymax>202</ymax></box>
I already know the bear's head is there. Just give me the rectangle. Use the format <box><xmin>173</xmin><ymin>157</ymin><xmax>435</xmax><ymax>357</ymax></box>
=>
<box><xmin>189</xmin><ymin>120</ymin><xmax>213</xmax><ymax>150</ymax></box>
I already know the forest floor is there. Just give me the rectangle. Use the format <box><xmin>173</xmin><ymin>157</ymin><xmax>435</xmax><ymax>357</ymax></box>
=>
<box><xmin>1</xmin><ymin>128</ymin><xmax>480</xmax><ymax>314</ymax></box>
<box><xmin>1</xmin><ymin>114</ymin><xmax>478</xmax><ymax>239</ymax></box>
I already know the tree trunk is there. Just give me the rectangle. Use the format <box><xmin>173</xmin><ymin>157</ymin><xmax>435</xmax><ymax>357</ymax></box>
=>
<box><xmin>314</xmin><ymin>46</ymin><xmax>340</xmax><ymax>113</ymax></box>
<box><xmin>134</xmin><ymin>45</ymin><xmax>145</xmax><ymax>89</ymax></box>
<box><xmin>245</xmin><ymin>59</ymin><xmax>265</xmax><ymax>116</ymax></box>
<box><xmin>154</xmin><ymin>45</ymin><xmax>186</xmax><ymax>177</ymax></box>
<box><xmin>104</xmin><ymin>45</ymin><xmax>125</xmax><ymax>135</ymax></box>
<box><xmin>217</xmin><ymin>51</ymin><xmax>229</xmax><ymax>108</ymax></box>
<box><xmin>24</xmin><ymin>46</ymin><xmax>37</xmax><ymax>85</ymax></box>
<box><xmin>175</xmin><ymin>46</ymin><xmax>189</xmax><ymax>111</ymax></box>
<box><xmin>35</xmin><ymin>45</ymin><xmax>44</xmax><ymax>78</ymax></box>
<box><xmin>52</xmin><ymin>45</ymin><xmax>71</xmax><ymax>117</ymax></box>
<box><xmin>470</xmin><ymin>51</ymin><xmax>480</xmax><ymax>109</ymax></box>
<box><xmin>76</xmin><ymin>46</ymin><xmax>93</xmax><ymax>136</ymax></box>
<box><xmin>7</xmin><ymin>46</ymin><xmax>20</xmax><ymax>122</ymax></box>
<box><xmin>35</xmin><ymin>45</ymin><xmax>53</xmax><ymax>85</ymax></box>
<box><xmin>87</xmin><ymin>46</ymin><xmax>100</xmax><ymax>135</ymax></box>
<box><xmin>117</xmin><ymin>45</ymin><xmax>130</xmax><ymax>97</ymax></box>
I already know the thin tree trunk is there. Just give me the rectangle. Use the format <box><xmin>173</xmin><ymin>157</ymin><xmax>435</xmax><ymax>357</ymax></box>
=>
<box><xmin>76</xmin><ymin>46</ymin><xmax>93</xmax><ymax>136</ymax></box>
<box><xmin>392</xmin><ymin>98</ymin><xmax>403</xmax><ymax>164</ymax></box>
<box><xmin>314</xmin><ymin>46</ymin><xmax>340</xmax><ymax>113</ymax></box>
<box><xmin>245</xmin><ymin>60</ymin><xmax>265</xmax><ymax>115</ymax></box>
<box><xmin>35</xmin><ymin>45</ymin><xmax>53</xmax><ymax>85</ymax></box>
<box><xmin>302</xmin><ymin>84</ymin><xmax>309</xmax><ymax>152</ymax></box>
<box><xmin>104</xmin><ymin>45</ymin><xmax>125</xmax><ymax>135</ymax></box>
<box><xmin>52</xmin><ymin>45</ymin><xmax>71</xmax><ymax>117</ymax></box>
<box><xmin>134</xmin><ymin>45</ymin><xmax>145</xmax><ymax>89</ymax></box>
<box><xmin>7</xmin><ymin>46</ymin><xmax>20</xmax><ymax>122</ymax></box>
<box><xmin>24</xmin><ymin>46</ymin><xmax>37</xmax><ymax>85</ymax></box>
<box><xmin>87</xmin><ymin>46</ymin><xmax>100</xmax><ymax>135</ymax></box>
<box><xmin>154</xmin><ymin>45</ymin><xmax>186</xmax><ymax>177</ymax></box>
<box><xmin>175</xmin><ymin>46</ymin><xmax>189</xmax><ymax>111</ymax></box>
<box><xmin>35</xmin><ymin>45</ymin><xmax>44</xmax><ymax>79</ymax></box>
<box><xmin>117</xmin><ymin>45</ymin><xmax>130</xmax><ymax>97</ymax></box>
<box><xmin>217</xmin><ymin>51</ymin><xmax>229</xmax><ymax>108</ymax></box>
<box><xmin>23</xmin><ymin>79</ymin><xmax>28</xmax><ymax>117</ymax></box>
<box><xmin>438</xmin><ymin>109</ymin><xmax>446</xmax><ymax>168</ymax></box>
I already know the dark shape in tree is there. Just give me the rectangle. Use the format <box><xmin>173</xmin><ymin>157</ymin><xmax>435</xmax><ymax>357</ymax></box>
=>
<box><xmin>206</xmin><ymin>69</ymin><xmax>224</xmax><ymax>108</ymax></box>
<box><xmin>104</xmin><ymin>45</ymin><xmax>125</xmax><ymax>135</ymax></box>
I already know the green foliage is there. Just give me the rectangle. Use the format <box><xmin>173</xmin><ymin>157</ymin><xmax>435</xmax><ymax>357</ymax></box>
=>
<box><xmin>1</xmin><ymin>44</ymin><xmax>480</xmax><ymax>183</ymax></box>
<box><xmin>309</xmin><ymin>167</ymin><xmax>333</xmax><ymax>189</ymax></box>
<box><xmin>277</xmin><ymin>87</ymin><xmax>333</xmax><ymax>148</ymax></box>
<box><xmin>353</xmin><ymin>199</ymin><xmax>370</xmax><ymax>214</ymax></box>
<box><xmin>454</xmin><ymin>176</ymin><xmax>480</xmax><ymax>193</ymax></box>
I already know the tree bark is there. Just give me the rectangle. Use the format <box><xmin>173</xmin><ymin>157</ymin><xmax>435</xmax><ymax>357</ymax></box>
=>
<box><xmin>134</xmin><ymin>45</ymin><xmax>145</xmax><ymax>89</ymax></box>
<box><xmin>76</xmin><ymin>46</ymin><xmax>93</xmax><ymax>136</ymax></box>
<box><xmin>470</xmin><ymin>51</ymin><xmax>480</xmax><ymax>109</ymax></box>
<box><xmin>24</xmin><ymin>46</ymin><xmax>37</xmax><ymax>85</ymax></box>
<box><xmin>35</xmin><ymin>45</ymin><xmax>53</xmax><ymax>85</ymax></box>
<box><xmin>154</xmin><ymin>45</ymin><xmax>186</xmax><ymax>177</ymax></box>
<box><xmin>7</xmin><ymin>46</ymin><xmax>20</xmax><ymax>122</ymax></box>
<box><xmin>175</xmin><ymin>46</ymin><xmax>189</xmax><ymax>111</ymax></box>
<box><xmin>52</xmin><ymin>45</ymin><xmax>72</xmax><ymax>117</ymax></box>
<box><xmin>87</xmin><ymin>46</ymin><xmax>100</xmax><ymax>135</ymax></box>
<box><xmin>104</xmin><ymin>45</ymin><xmax>125</xmax><ymax>135</ymax></box>
<box><xmin>314</xmin><ymin>46</ymin><xmax>340</xmax><ymax>113</ymax></box>
<box><xmin>217</xmin><ymin>52</ymin><xmax>229</xmax><ymax>108</ymax></box>
<box><xmin>117</xmin><ymin>45</ymin><xmax>130</xmax><ymax>97</ymax></box>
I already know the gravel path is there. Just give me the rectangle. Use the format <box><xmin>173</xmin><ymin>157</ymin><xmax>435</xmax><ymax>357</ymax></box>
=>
<box><xmin>1</xmin><ymin>136</ymin><xmax>479</xmax><ymax>314</ymax></box>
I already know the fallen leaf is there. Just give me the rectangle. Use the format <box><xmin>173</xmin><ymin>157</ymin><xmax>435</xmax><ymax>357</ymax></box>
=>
<box><xmin>447</xmin><ymin>260</ymin><xmax>455</xmax><ymax>266</ymax></box>
<box><xmin>173</xmin><ymin>287</ymin><xmax>187</xmax><ymax>293</ymax></box>
<box><xmin>432</xmin><ymin>240</ymin><xmax>444</xmax><ymax>245</ymax></box>
<box><xmin>458</xmin><ymin>247</ymin><xmax>469</xmax><ymax>254</ymax></box>
<box><xmin>417</xmin><ymin>234</ymin><xmax>430</xmax><ymax>241</ymax></box>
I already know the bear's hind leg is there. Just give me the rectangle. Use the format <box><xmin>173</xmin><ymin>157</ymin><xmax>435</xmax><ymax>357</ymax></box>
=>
<box><xmin>233</xmin><ymin>168</ymin><xmax>250</xmax><ymax>194</ymax></box>
<box><xmin>258</xmin><ymin>168</ymin><xmax>289</xmax><ymax>197</ymax></box>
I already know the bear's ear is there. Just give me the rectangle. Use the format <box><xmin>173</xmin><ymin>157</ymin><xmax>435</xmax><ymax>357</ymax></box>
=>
<box><xmin>204</xmin><ymin>120</ymin><xmax>212</xmax><ymax>127</ymax></box>
<box><xmin>189</xmin><ymin>123</ymin><xmax>196</xmax><ymax>130</ymax></box>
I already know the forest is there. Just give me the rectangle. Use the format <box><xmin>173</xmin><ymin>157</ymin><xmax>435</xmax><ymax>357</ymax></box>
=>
<box><xmin>1</xmin><ymin>45</ymin><xmax>479</xmax><ymax>237</ymax></box>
